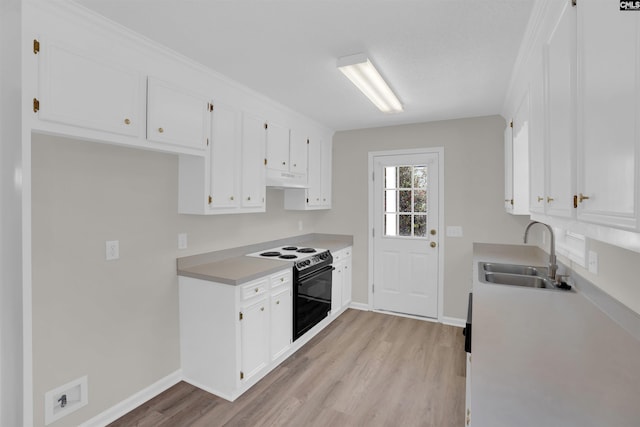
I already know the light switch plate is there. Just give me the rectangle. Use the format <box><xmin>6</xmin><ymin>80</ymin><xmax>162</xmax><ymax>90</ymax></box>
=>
<box><xmin>446</xmin><ymin>226</ymin><xmax>463</xmax><ymax>237</ymax></box>
<box><xmin>105</xmin><ymin>240</ymin><xmax>119</xmax><ymax>261</ymax></box>
<box><xmin>178</xmin><ymin>233</ymin><xmax>188</xmax><ymax>250</ymax></box>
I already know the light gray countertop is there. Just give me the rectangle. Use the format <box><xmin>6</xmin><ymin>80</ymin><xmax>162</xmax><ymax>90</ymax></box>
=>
<box><xmin>177</xmin><ymin>233</ymin><xmax>353</xmax><ymax>285</ymax></box>
<box><xmin>471</xmin><ymin>243</ymin><xmax>640</xmax><ymax>427</ymax></box>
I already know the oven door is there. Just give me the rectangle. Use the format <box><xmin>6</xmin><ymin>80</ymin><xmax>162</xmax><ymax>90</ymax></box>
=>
<box><xmin>293</xmin><ymin>265</ymin><xmax>333</xmax><ymax>341</ymax></box>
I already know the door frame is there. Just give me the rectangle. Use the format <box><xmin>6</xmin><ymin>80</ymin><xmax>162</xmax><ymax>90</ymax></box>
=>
<box><xmin>367</xmin><ymin>147</ymin><xmax>445</xmax><ymax>322</ymax></box>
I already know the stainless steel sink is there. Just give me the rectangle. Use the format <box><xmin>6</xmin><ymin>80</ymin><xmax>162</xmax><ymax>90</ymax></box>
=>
<box><xmin>483</xmin><ymin>272</ymin><xmax>555</xmax><ymax>289</ymax></box>
<box><xmin>478</xmin><ymin>262</ymin><xmax>571</xmax><ymax>291</ymax></box>
<box><xmin>482</xmin><ymin>262</ymin><xmax>548</xmax><ymax>277</ymax></box>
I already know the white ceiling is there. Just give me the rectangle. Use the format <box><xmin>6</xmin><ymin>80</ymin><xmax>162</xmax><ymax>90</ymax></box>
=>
<box><xmin>74</xmin><ymin>0</ymin><xmax>534</xmax><ymax>131</ymax></box>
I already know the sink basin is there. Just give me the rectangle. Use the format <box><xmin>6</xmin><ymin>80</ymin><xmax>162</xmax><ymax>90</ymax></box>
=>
<box><xmin>482</xmin><ymin>272</ymin><xmax>555</xmax><ymax>289</ymax></box>
<box><xmin>482</xmin><ymin>262</ymin><xmax>548</xmax><ymax>277</ymax></box>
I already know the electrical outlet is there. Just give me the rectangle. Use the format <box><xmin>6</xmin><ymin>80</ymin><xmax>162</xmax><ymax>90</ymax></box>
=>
<box><xmin>588</xmin><ymin>250</ymin><xmax>598</xmax><ymax>274</ymax></box>
<box><xmin>44</xmin><ymin>376</ymin><xmax>88</xmax><ymax>425</ymax></box>
<box><xmin>178</xmin><ymin>233</ymin><xmax>188</xmax><ymax>250</ymax></box>
<box><xmin>105</xmin><ymin>240</ymin><xmax>119</xmax><ymax>261</ymax></box>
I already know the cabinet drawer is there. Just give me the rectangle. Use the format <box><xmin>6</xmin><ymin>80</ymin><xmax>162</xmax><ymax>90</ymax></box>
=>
<box><xmin>270</xmin><ymin>270</ymin><xmax>292</xmax><ymax>289</ymax></box>
<box><xmin>241</xmin><ymin>278</ymin><xmax>269</xmax><ymax>300</ymax></box>
<box><xmin>333</xmin><ymin>247</ymin><xmax>352</xmax><ymax>262</ymax></box>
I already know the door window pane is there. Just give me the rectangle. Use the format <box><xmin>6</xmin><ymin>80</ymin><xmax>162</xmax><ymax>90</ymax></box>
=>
<box><xmin>383</xmin><ymin>164</ymin><xmax>429</xmax><ymax>238</ymax></box>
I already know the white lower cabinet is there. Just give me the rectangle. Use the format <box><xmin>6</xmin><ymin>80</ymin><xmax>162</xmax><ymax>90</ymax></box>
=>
<box><xmin>466</xmin><ymin>353</ymin><xmax>472</xmax><ymax>426</ymax></box>
<box><xmin>331</xmin><ymin>246</ymin><xmax>352</xmax><ymax>315</ymax></box>
<box><xmin>179</xmin><ymin>269</ymin><xmax>292</xmax><ymax>401</ymax></box>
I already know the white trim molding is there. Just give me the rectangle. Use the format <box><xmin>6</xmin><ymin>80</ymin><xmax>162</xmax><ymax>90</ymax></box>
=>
<box><xmin>78</xmin><ymin>370</ymin><xmax>182</xmax><ymax>427</ymax></box>
<box><xmin>441</xmin><ymin>316</ymin><xmax>465</xmax><ymax>328</ymax></box>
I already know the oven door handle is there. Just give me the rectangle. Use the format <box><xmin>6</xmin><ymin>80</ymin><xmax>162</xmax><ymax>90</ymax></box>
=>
<box><xmin>297</xmin><ymin>265</ymin><xmax>335</xmax><ymax>284</ymax></box>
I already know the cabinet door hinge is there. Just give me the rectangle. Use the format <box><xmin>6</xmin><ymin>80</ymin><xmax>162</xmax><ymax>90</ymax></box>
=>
<box><xmin>571</xmin><ymin>0</ymin><xmax>576</xmax><ymax>7</ymax></box>
<box><xmin>307</xmin><ymin>139</ymin><xmax>309</xmax><ymax>144</ymax></box>
<box><xmin>240</xmin><ymin>371</ymin><xmax>244</xmax><ymax>380</ymax></box>
<box><xmin>208</xmin><ymin>102</ymin><xmax>214</xmax><ymax>112</ymax></box>
<box><xmin>372</xmin><ymin>228</ymin><xmax>375</xmax><ymax>238</ymax></box>
<box><xmin>206</xmin><ymin>138</ymin><xmax>209</xmax><ymax>146</ymax></box>
<box><xmin>33</xmin><ymin>39</ymin><xmax>40</xmax><ymax>54</ymax></box>
<box><xmin>208</xmin><ymin>195</ymin><xmax>212</xmax><ymax>204</ymax></box>
<box><xmin>509</xmin><ymin>120</ymin><xmax>513</xmax><ymax>128</ymax></box>
<box><xmin>264</xmin><ymin>158</ymin><xmax>267</xmax><ymax>166</ymax></box>
<box><xmin>372</xmin><ymin>283</ymin><xmax>375</xmax><ymax>293</ymax></box>
<box><xmin>264</xmin><ymin>122</ymin><xmax>268</xmax><ymax>130</ymax></box>
<box><xmin>239</xmin><ymin>311</ymin><xmax>243</xmax><ymax>321</ymax></box>
<box><xmin>306</xmin><ymin>198</ymin><xmax>309</xmax><ymax>204</ymax></box>
<box><xmin>33</xmin><ymin>98</ymin><xmax>40</xmax><ymax>113</ymax></box>
<box><xmin>372</xmin><ymin>171</ymin><xmax>375</xmax><ymax>181</ymax></box>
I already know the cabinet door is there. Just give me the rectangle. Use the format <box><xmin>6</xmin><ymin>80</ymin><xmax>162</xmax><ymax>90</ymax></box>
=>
<box><xmin>577</xmin><ymin>0</ymin><xmax>640</xmax><ymax>230</ymax></box>
<box><xmin>270</xmin><ymin>287</ymin><xmax>292</xmax><ymax>361</ymax></box>
<box><xmin>209</xmin><ymin>103</ymin><xmax>240</xmax><ymax>209</ymax></box>
<box><xmin>544</xmin><ymin>2</ymin><xmax>576</xmax><ymax>218</ymax></box>
<box><xmin>241</xmin><ymin>112</ymin><xmax>266</xmax><ymax>209</ymax></box>
<box><xmin>529</xmin><ymin>59</ymin><xmax>546</xmax><ymax>214</ymax></box>
<box><xmin>289</xmin><ymin>130</ymin><xmax>309</xmax><ymax>176</ymax></box>
<box><xmin>307</xmin><ymin>137</ymin><xmax>323</xmax><ymax>207</ymax></box>
<box><xmin>147</xmin><ymin>76</ymin><xmax>210</xmax><ymax>151</ymax></box>
<box><xmin>320</xmin><ymin>139</ymin><xmax>332</xmax><ymax>207</ymax></box>
<box><xmin>38</xmin><ymin>38</ymin><xmax>140</xmax><ymax>137</ymax></box>
<box><xmin>241</xmin><ymin>297</ymin><xmax>269</xmax><ymax>382</ymax></box>
<box><xmin>266</xmin><ymin>121</ymin><xmax>290</xmax><ymax>172</ymax></box>
<box><xmin>341</xmin><ymin>257</ymin><xmax>352</xmax><ymax>308</ymax></box>
<box><xmin>331</xmin><ymin>263</ymin><xmax>343</xmax><ymax>314</ymax></box>
<box><xmin>504</xmin><ymin>125</ymin><xmax>514</xmax><ymax>212</ymax></box>
<box><xmin>512</xmin><ymin>91</ymin><xmax>530</xmax><ymax>215</ymax></box>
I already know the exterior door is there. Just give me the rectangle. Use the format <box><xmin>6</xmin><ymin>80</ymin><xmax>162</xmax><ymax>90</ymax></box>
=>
<box><xmin>372</xmin><ymin>152</ymin><xmax>440</xmax><ymax>318</ymax></box>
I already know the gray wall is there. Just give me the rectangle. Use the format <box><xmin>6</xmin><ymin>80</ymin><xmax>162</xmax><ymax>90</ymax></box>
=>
<box><xmin>1</xmin><ymin>0</ymin><xmax>23</xmax><ymax>425</ymax></box>
<box><xmin>31</xmin><ymin>134</ymin><xmax>327</xmax><ymax>427</ymax></box>
<box><xmin>316</xmin><ymin>115</ymin><xmax>531</xmax><ymax>320</ymax></box>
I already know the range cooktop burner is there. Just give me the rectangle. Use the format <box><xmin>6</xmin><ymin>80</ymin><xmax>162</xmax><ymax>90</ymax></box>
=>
<box><xmin>282</xmin><ymin>246</ymin><xmax>298</xmax><ymax>251</ymax></box>
<box><xmin>297</xmin><ymin>248</ymin><xmax>316</xmax><ymax>253</ymax></box>
<box><xmin>260</xmin><ymin>251</ymin><xmax>281</xmax><ymax>257</ymax></box>
<box><xmin>279</xmin><ymin>254</ymin><xmax>298</xmax><ymax>259</ymax></box>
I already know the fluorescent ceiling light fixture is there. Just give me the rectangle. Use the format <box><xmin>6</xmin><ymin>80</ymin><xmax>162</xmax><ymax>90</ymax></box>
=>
<box><xmin>337</xmin><ymin>53</ymin><xmax>403</xmax><ymax>113</ymax></box>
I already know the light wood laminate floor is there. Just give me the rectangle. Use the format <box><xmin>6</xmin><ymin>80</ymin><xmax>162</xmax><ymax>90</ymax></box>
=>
<box><xmin>109</xmin><ymin>309</ymin><xmax>466</xmax><ymax>427</ymax></box>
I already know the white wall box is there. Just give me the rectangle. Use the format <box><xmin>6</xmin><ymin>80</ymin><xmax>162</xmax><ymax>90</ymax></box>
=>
<box><xmin>284</xmin><ymin>137</ymin><xmax>332</xmax><ymax>210</ymax></box>
<box><xmin>179</xmin><ymin>270</ymin><xmax>293</xmax><ymax>401</ymax></box>
<box><xmin>36</xmin><ymin>37</ymin><xmax>142</xmax><ymax>139</ymax></box>
<box><xmin>146</xmin><ymin>76</ymin><xmax>211</xmax><ymax>152</ymax></box>
<box><xmin>576</xmin><ymin>0</ymin><xmax>640</xmax><ymax>231</ymax></box>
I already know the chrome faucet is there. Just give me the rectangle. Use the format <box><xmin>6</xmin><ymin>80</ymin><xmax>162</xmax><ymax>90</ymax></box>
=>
<box><xmin>523</xmin><ymin>221</ymin><xmax>558</xmax><ymax>280</ymax></box>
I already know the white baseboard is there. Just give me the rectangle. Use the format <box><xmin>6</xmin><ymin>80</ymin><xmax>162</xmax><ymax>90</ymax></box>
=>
<box><xmin>79</xmin><ymin>369</ymin><xmax>182</xmax><ymax>427</ymax></box>
<box><xmin>441</xmin><ymin>316</ymin><xmax>465</xmax><ymax>328</ymax></box>
<box><xmin>349</xmin><ymin>301</ymin><xmax>370</xmax><ymax>311</ymax></box>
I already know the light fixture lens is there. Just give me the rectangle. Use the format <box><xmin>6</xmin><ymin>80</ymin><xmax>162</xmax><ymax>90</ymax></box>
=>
<box><xmin>337</xmin><ymin>54</ymin><xmax>403</xmax><ymax>113</ymax></box>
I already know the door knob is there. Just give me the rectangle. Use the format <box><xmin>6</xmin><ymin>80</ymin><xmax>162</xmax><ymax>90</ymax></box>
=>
<box><xmin>430</xmin><ymin>242</ymin><xmax>437</xmax><ymax>248</ymax></box>
<box><xmin>124</xmin><ymin>118</ymin><xmax>131</xmax><ymax>125</ymax></box>
<box><xmin>158</xmin><ymin>127</ymin><xmax>164</xmax><ymax>133</ymax></box>
<box><xmin>537</xmin><ymin>196</ymin><xmax>544</xmax><ymax>202</ymax></box>
<box><xmin>547</xmin><ymin>197</ymin><xmax>554</xmax><ymax>203</ymax></box>
<box><xmin>578</xmin><ymin>193</ymin><xmax>590</xmax><ymax>203</ymax></box>
<box><xmin>430</xmin><ymin>229</ymin><xmax>436</xmax><ymax>235</ymax></box>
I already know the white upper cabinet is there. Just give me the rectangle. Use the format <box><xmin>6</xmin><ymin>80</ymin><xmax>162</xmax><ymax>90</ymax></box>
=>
<box><xmin>241</xmin><ymin>113</ymin><xmax>267</xmax><ymax>209</ymax></box>
<box><xmin>307</xmin><ymin>136</ymin><xmax>323</xmax><ymax>207</ymax></box>
<box><xmin>147</xmin><ymin>76</ymin><xmax>211</xmax><ymax>152</ymax></box>
<box><xmin>576</xmin><ymin>0</ymin><xmax>640</xmax><ymax>230</ymax></box>
<box><xmin>266</xmin><ymin>122</ymin><xmax>290</xmax><ymax>173</ymax></box>
<box><xmin>544</xmin><ymin>0</ymin><xmax>576</xmax><ymax>218</ymax></box>
<box><xmin>209</xmin><ymin>102</ymin><xmax>241</xmax><ymax>209</ymax></box>
<box><xmin>528</xmin><ymin>58</ymin><xmax>546</xmax><ymax>214</ymax></box>
<box><xmin>37</xmin><ymin>37</ymin><xmax>141</xmax><ymax>138</ymax></box>
<box><xmin>320</xmin><ymin>137</ymin><xmax>332</xmax><ymax>206</ymax></box>
<box><xmin>283</xmin><ymin>136</ymin><xmax>332</xmax><ymax>210</ymax></box>
<box><xmin>504</xmin><ymin>124</ymin><xmax>514</xmax><ymax>213</ymax></box>
<box><xmin>508</xmin><ymin>91</ymin><xmax>530</xmax><ymax>215</ymax></box>
<box><xmin>289</xmin><ymin>129</ymin><xmax>309</xmax><ymax>176</ymax></box>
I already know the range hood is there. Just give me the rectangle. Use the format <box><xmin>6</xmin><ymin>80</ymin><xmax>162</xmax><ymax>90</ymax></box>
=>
<box><xmin>266</xmin><ymin>169</ymin><xmax>308</xmax><ymax>189</ymax></box>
